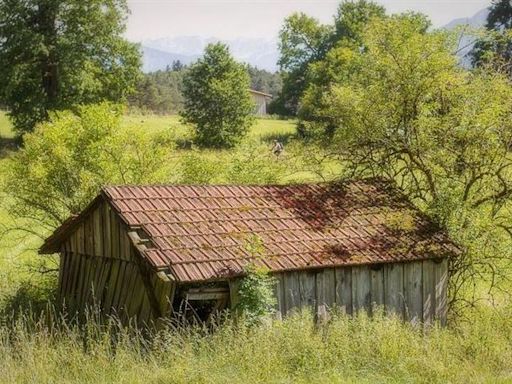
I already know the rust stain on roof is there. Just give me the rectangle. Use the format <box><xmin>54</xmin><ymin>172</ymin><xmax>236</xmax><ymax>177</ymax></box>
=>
<box><xmin>41</xmin><ymin>179</ymin><xmax>459</xmax><ymax>282</ymax></box>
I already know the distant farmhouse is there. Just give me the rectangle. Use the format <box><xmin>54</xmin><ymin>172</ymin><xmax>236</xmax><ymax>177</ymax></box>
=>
<box><xmin>40</xmin><ymin>179</ymin><xmax>458</xmax><ymax>325</ymax></box>
<box><xmin>249</xmin><ymin>89</ymin><xmax>272</xmax><ymax>116</ymax></box>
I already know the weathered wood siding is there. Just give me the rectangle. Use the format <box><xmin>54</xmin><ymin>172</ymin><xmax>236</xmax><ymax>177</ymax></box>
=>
<box><xmin>57</xmin><ymin>200</ymin><xmax>175</xmax><ymax>324</ymax></box>
<box><xmin>250</xmin><ymin>92</ymin><xmax>269</xmax><ymax>116</ymax></box>
<box><xmin>272</xmin><ymin>259</ymin><xmax>448</xmax><ymax>324</ymax></box>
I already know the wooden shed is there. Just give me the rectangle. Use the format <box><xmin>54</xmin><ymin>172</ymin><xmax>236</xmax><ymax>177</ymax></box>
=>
<box><xmin>249</xmin><ymin>89</ymin><xmax>272</xmax><ymax>116</ymax></box>
<box><xmin>40</xmin><ymin>179</ymin><xmax>458</xmax><ymax>325</ymax></box>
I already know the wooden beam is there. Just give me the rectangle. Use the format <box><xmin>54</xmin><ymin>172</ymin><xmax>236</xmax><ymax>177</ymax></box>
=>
<box><xmin>186</xmin><ymin>291</ymin><xmax>229</xmax><ymax>301</ymax></box>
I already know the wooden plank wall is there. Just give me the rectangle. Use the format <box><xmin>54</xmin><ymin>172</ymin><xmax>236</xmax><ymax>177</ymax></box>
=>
<box><xmin>57</xmin><ymin>200</ymin><xmax>175</xmax><ymax>324</ymax></box>
<box><xmin>273</xmin><ymin>259</ymin><xmax>448</xmax><ymax>325</ymax></box>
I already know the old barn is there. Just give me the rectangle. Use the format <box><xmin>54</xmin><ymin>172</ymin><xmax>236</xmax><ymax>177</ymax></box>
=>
<box><xmin>249</xmin><ymin>89</ymin><xmax>272</xmax><ymax>116</ymax></box>
<box><xmin>40</xmin><ymin>179</ymin><xmax>458</xmax><ymax>325</ymax></box>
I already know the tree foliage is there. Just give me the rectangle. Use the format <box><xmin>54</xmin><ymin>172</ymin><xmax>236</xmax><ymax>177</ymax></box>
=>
<box><xmin>333</xmin><ymin>0</ymin><xmax>386</xmax><ymax>46</ymax></box>
<box><xmin>2</xmin><ymin>103</ymin><xmax>173</xmax><ymax>234</ymax></box>
<box><xmin>276</xmin><ymin>1</ymin><xmax>385</xmax><ymax>115</ymax></box>
<box><xmin>0</xmin><ymin>0</ymin><xmax>141</xmax><ymax>135</ymax></box>
<box><xmin>471</xmin><ymin>0</ymin><xmax>512</xmax><ymax>74</ymax></box>
<box><xmin>277</xmin><ymin>13</ymin><xmax>334</xmax><ymax>115</ymax></box>
<box><xmin>129</xmin><ymin>68</ymin><xmax>186</xmax><ymax>114</ymax></box>
<box><xmin>304</xmin><ymin>14</ymin><xmax>512</xmax><ymax>306</ymax></box>
<box><xmin>247</xmin><ymin>65</ymin><xmax>282</xmax><ymax>97</ymax></box>
<box><xmin>181</xmin><ymin>43</ymin><xmax>254</xmax><ymax>148</ymax></box>
<box><xmin>300</xmin><ymin>12</ymin><xmax>429</xmax><ymax>138</ymax></box>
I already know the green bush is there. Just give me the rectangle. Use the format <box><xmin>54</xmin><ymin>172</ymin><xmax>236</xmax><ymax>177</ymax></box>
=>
<box><xmin>2</xmin><ymin>103</ymin><xmax>174</xmax><ymax>232</ymax></box>
<box><xmin>236</xmin><ymin>265</ymin><xmax>276</xmax><ymax>325</ymax></box>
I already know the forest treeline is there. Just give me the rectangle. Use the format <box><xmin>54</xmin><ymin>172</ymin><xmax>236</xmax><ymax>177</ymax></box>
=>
<box><xmin>128</xmin><ymin>60</ymin><xmax>283</xmax><ymax>114</ymax></box>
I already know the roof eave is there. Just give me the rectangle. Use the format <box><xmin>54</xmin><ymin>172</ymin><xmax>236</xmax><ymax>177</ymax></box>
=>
<box><xmin>38</xmin><ymin>193</ymin><xmax>107</xmax><ymax>254</ymax></box>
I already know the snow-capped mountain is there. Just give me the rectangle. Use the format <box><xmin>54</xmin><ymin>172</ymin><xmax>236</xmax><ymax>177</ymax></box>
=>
<box><xmin>443</xmin><ymin>7</ymin><xmax>489</xmax><ymax>30</ymax></box>
<box><xmin>140</xmin><ymin>36</ymin><xmax>279</xmax><ymax>73</ymax></box>
<box><xmin>138</xmin><ymin>9</ymin><xmax>492</xmax><ymax>73</ymax></box>
<box><xmin>442</xmin><ymin>7</ymin><xmax>489</xmax><ymax>67</ymax></box>
<box><xmin>141</xmin><ymin>46</ymin><xmax>200</xmax><ymax>72</ymax></box>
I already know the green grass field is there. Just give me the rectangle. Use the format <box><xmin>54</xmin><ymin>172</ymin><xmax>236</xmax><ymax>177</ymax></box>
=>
<box><xmin>122</xmin><ymin>114</ymin><xmax>296</xmax><ymax>139</ymax></box>
<box><xmin>0</xmin><ymin>111</ymin><xmax>12</xmax><ymax>138</ymax></box>
<box><xmin>0</xmin><ymin>111</ymin><xmax>297</xmax><ymax>139</ymax></box>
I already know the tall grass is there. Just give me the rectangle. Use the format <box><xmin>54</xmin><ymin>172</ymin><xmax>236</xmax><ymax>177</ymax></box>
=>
<box><xmin>0</xmin><ymin>307</ymin><xmax>511</xmax><ymax>383</ymax></box>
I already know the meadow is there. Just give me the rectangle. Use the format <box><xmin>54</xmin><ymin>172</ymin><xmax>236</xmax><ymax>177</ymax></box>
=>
<box><xmin>0</xmin><ymin>111</ymin><xmax>11</xmax><ymax>138</ymax></box>
<box><xmin>0</xmin><ymin>111</ymin><xmax>512</xmax><ymax>384</ymax></box>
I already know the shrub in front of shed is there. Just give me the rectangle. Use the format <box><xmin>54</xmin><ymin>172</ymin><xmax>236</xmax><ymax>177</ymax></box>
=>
<box><xmin>237</xmin><ymin>265</ymin><xmax>277</xmax><ymax>325</ymax></box>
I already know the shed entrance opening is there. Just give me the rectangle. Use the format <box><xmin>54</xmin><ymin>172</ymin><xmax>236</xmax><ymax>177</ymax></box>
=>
<box><xmin>174</xmin><ymin>286</ymin><xmax>230</xmax><ymax>322</ymax></box>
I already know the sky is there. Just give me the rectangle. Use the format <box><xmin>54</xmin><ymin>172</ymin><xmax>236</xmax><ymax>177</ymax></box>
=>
<box><xmin>126</xmin><ymin>0</ymin><xmax>491</xmax><ymax>42</ymax></box>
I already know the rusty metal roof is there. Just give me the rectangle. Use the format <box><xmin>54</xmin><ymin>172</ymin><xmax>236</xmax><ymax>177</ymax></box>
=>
<box><xmin>88</xmin><ymin>179</ymin><xmax>456</xmax><ymax>282</ymax></box>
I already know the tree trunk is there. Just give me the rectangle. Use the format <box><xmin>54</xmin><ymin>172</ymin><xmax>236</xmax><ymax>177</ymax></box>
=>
<box><xmin>37</xmin><ymin>1</ymin><xmax>59</xmax><ymax>106</ymax></box>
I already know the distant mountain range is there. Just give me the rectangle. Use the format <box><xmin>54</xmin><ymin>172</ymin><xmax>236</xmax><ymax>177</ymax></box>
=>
<box><xmin>140</xmin><ymin>36</ymin><xmax>279</xmax><ymax>73</ymax></box>
<box><xmin>138</xmin><ymin>9</ymin><xmax>491</xmax><ymax>73</ymax></box>
<box><xmin>443</xmin><ymin>7</ymin><xmax>488</xmax><ymax>30</ymax></box>
<box><xmin>442</xmin><ymin>7</ymin><xmax>489</xmax><ymax>67</ymax></box>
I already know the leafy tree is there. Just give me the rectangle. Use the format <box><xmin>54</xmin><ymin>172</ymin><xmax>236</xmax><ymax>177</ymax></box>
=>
<box><xmin>0</xmin><ymin>0</ymin><xmax>141</xmax><ymax>135</ymax></box>
<box><xmin>277</xmin><ymin>1</ymin><xmax>385</xmax><ymax>115</ymax></box>
<box><xmin>333</xmin><ymin>0</ymin><xmax>386</xmax><ymax>46</ymax></box>
<box><xmin>129</xmin><ymin>68</ymin><xmax>186</xmax><ymax>114</ymax></box>
<box><xmin>181</xmin><ymin>43</ymin><xmax>254</xmax><ymax>148</ymax></box>
<box><xmin>310</xmin><ymin>15</ymin><xmax>512</xmax><ymax>306</ymax></box>
<box><xmin>277</xmin><ymin>13</ymin><xmax>334</xmax><ymax>115</ymax></box>
<box><xmin>2</xmin><ymin>103</ymin><xmax>173</xmax><ymax>235</ymax></box>
<box><xmin>298</xmin><ymin>1</ymin><xmax>387</xmax><ymax>137</ymax></box>
<box><xmin>471</xmin><ymin>0</ymin><xmax>512</xmax><ymax>74</ymax></box>
<box><xmin>486</xmin><ymin>0</ymin><xmax>512</xmax><ymax>29</ymax></box>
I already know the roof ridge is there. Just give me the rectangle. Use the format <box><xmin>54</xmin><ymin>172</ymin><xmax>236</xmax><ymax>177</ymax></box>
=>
<box><xmin>100</xmin><ymin>177</ymin><xmax>390</xmax><ymax>190</ymax></box>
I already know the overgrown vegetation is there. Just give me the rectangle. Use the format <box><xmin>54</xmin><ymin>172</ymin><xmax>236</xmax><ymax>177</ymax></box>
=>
<box><xmin>1</xmin><ymin>0</ymin><xmax>512</xmax><ymax>382</ymax></box>
<box><xmin>236</xmin><ymin>266</ymin><xmax>276</xmax><ymax>325</ymax></box>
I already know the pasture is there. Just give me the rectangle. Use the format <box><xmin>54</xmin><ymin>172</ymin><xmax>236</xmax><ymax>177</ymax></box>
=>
<box><xmin>0</xmin><ymin>111</ymin><xmax>12</xmax><ymax>138</ymax></box>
